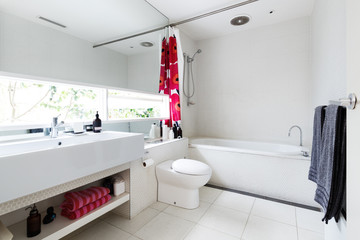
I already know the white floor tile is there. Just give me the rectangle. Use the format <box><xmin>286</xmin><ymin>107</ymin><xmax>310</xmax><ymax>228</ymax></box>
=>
<box><xmin>242</xmin><ymin>215</ymin><xmax>297</xmax><ymax>240</ymax></box>
<box><xmin>251</xmin><ymin>198</ymin><xmax>296</xmax><ymax>225</ymax></box>
<box><xmin>103</xmin><ymin>208</ymin><xmax>160</xmax><ymax>234</ymax></box>
<box><xmin>199</xmin><ymin>205</ymin><xmax>248</xmax><ymax>238</ymax></box>
<box><xmin>298</xmin><ymin>228</ymin><xmax>324</xmax><ymax>240</ymax></box>
<box><xmin>69</xmin><ymin>221</ymin><xmax>131</xmax><ymax>240</ymax></box>
<box><xmin>199</xmin><ymin>186</ymin><xmax>223</xmax><ymax>203</ymax></box>
<box><xmin>135</xmin><ymin>212</ymin><xmax>195</xmax><ymax>240</ymax></box>
<box><xmin>149</xmin><ymin>201</ymin><xmax>169</xmax><ymax>211</ymax></box>
<box><xmin>184</xmin><ymin>224</ymin><xmax>239</xmax><ymax>240</ymax></box>
<box><xmin>164</xmin><ymin>201</ymin><xmax>211</xmax><ymax>222</ymax></box>
<box><xmin>296</xmin><ymin>208</ymin><xmax>324</xmax><ymax>233</ymax></box>
<box><xmin>213</xmin><ymin>191</ymin><xmax>255</xmax><ymax>213</ymax></box>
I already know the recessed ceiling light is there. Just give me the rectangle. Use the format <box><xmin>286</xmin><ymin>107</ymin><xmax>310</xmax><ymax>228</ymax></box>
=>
<box><xmin>38</xmin><ymin>16</ymin><xmax>66</xmax><ymax>28</ymax></box>
<box><xmin>140</xmin><ymin>41</ymin><xmax>154</xmax><ymax>47</ymax></box>
<box><xmin>230</xmin><ymin>15</ymin><xmax>250</xmax><ymax>26</ymax></box>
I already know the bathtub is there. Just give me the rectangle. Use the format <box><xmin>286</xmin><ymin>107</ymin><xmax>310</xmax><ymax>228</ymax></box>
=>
<box><xmin>189</xmin><ymin>138</ymin><xmax>318</xmax><ymax>207</ymax></box>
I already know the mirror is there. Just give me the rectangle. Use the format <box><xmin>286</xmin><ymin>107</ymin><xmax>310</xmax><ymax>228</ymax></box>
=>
<box><xmin>0</xmin><ymin>0</ymin><xmax>168</xmax><ymax>135</ymax></box>
<box><xmin>0</xmin><ymin>0</ymin><xmax>168</xmax><ymax>93</ymax></box>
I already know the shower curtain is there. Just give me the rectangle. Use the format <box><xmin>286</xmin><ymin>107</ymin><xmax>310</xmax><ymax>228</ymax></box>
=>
<box><xmin>159</xmin><ymin>27</ymin><xmax>183</xmax><ymax>128</ymax></box>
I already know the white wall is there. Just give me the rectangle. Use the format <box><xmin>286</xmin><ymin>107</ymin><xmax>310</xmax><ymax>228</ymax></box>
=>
<box><xmin>193</xmin><ymin>17</ymin><xmax>312</xmax><ymax>146</ymax></box>
<box><xmin>178</xmin><ymin>31</ymin><xmax>199</xmax><ymax>138</ymax></box>
<box><xmin>127</xmin><ymin>50</ymin><xmax>160</xmax><ymax>93</ymax></box>
<box><xmin>0</xmin><ymin>11</ymin><xmax>128</xmax><ymax>88</ymax></box>
<box><xmin>311</xmin><ymin>0</ymin><xmax>347</xmax><ymax>239</ymax></box>
<box><xmin>346</xmin><ymin>1</ymin><xmax>360</xmax><ymax>239</ymax></box>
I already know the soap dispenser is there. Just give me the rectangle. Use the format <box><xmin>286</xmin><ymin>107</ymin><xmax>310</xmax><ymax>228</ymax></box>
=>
<box><xmin>26</xmin><ymin>204</ymin><xmax>41</xmax><ymax>237</ymax></box>
<box><xmin>93</xmin><ymin>111</ymin><xmax>102</xmax><ymax>133</ymax></box>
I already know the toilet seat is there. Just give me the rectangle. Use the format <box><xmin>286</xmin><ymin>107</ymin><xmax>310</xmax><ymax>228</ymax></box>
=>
<box><xmin>172</xmin><ymin>159</ymin><xmax>211</xmax><ymax>176</ymax></box>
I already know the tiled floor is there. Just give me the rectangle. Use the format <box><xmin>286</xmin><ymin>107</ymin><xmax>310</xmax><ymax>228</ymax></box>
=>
<box><xmin>62</xmin><ymin>187</ymin><xmax>324</xmax><ymax>240</ymax></box>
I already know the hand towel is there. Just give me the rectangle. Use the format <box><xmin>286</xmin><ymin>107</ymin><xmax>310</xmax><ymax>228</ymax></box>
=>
<box><xmin>314</xmin><ymin>105</ymin><xmax>339</xmax><ymax>211</ymax></box>
<box><xmin>60</xmin><ymin>186</ymin><xmax>110</xmax><ymax>212</ymax></box>
<box><xmin>61</xmin><ymin>194</ymin><xmax>111</xmax><ymax>220</ymax></box>
<box><xmin>323</xmin><ymin>106</ymin><xmax>346</xmax><ymax>223</ymax></box>
<box><xmin>309</xmin><ymin>106</ymin><xmax>326</xmax><ymax>182</ymax></box>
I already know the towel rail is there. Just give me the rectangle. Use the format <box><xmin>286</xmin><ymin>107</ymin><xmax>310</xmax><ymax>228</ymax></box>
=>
<box><xmin>329</xmin><ymin>93</ymin><xmax>357</xmax><ymax>110</ymax></box>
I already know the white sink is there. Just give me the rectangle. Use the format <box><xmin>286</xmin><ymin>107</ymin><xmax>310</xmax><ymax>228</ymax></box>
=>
<box><xmin>0</xmin><ymin>131</ymin><xmax>144</xmax><ymax>205</ymax></box>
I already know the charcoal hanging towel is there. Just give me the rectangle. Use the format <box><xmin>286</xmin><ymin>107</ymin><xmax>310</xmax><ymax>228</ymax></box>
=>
<box><xmin>314</xmin><ymin>105</ymin><xmax>339</xmax><ymax>211</ymax></box>
<box><xmin>323</xmin><ymin>106</ymin><xmax>346</xmax><ymax>223</ymax></box>
<box><xmin>309</xmin><ymin>105</ymin><xmax>326</xmax><ymax>182</ymax></box>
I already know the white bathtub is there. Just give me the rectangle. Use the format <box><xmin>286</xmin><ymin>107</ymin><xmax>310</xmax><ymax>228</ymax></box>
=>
<box><xmin>189</xmin><ymin>138</ymin><xmax>318</xmax><ymax>207</ymax></box>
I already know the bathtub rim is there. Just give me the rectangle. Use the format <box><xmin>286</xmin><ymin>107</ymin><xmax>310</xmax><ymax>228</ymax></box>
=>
<box><xmin>189</xmin><ymin>137</ymin><xmax>310</xmax><ymax>161</ymax></box>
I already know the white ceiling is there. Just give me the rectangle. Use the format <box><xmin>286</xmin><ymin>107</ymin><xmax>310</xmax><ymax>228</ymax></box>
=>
<box><xmin>0</xmin><ymin>0</ymin><xmax>168</xmax><ymax>55</ymax></box>
<box><xmin>147</xmin><ymin>0</ymin><xmax>314</xmax><ymax>41</ymax></box>
<box><xmin>0</xmin><ymin>0</ymin><xmax>314</xmax><ymax>54</ymax></box>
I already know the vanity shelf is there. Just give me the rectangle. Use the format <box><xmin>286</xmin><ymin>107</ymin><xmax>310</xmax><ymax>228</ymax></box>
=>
<box><xmin>8</xmin><ymin>192</ymin><xmax>129</xmax><ymax>240</ymax></box>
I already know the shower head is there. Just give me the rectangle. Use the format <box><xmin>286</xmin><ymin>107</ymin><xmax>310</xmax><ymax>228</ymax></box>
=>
<box><xmin>192</xmin><ymin>49</ymin><xmax>202</xmax><ymax>59</ymax></box>
<box><xmin>188</xmin><ymin>49</ymin><xmax>202</xmax><ymax>63</ymax></box>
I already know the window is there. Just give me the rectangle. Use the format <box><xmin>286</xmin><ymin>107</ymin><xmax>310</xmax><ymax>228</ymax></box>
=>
<box><xmin>108</xmin><ymin>89</ymin><xmax>169</xmax><ymax>120</ymax></box>
<box><xmin>0</xmin><ymin>75</ymin><xmax>169</xmax><ymax>130</ymax></box>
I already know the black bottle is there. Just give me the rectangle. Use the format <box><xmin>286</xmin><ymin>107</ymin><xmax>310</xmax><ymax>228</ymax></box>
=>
<box><xmin>177</xmin><ymin>126</ymin><xmax>182</xmax><ymax>138</ymax></box>
<box><xmin>93</xmin><ymin>111</ymin><xmax>102</xmax><ymax>133</ymax></box>
<box><xmin>26</xmin><ymin>204</ymin><xmax>41</xmax><ymax>237</ymax></box>
<box><xmin>43</xmin><ymin>207</ymin><xmax>56</xmax><ymax>225</ymax></box>
<box><xmin>173</xmin><ymin>124</ymin><xmax>178</xmax><ymax>138</ymax></box>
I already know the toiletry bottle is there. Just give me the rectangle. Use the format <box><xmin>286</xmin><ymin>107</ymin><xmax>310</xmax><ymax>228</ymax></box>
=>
<box><xmin>177</xmin><ymin>126</ymin><xmax>182</xmax><ymax>138</ymax></box>
<box><xmin>169</xmin><ymin>128</ymin><xmax>174</xmax><ymax>140</ymax></box>
<box><xmin>149</xmin><ymin>123</ymin><xmax>156</xmax><ymax>139</ymax></box>
<box><xmin>93</xmin><ymin>111</ymin><xmax>102</xmax><ymax>133</ymax></box>
<box><xmin>160</xmin><ymin>121</ymin><xmax>163</xmax><ymax>137</ymax></box>
<box><xmin>162</xmin><ymin>123</ymin><xmax>168</xmax><ymax>141</ymax></box>
<box><xmin>155</xmin><ymin>124</ymin><xmax>160</xmax><ymax>138</ymax></box>
<box><xmin>26</xmin><ymin>204</ymin><xmax>41</xmax><ymax>237</ymax></box>
<box><xmin>173</xmin><ymin>124</ymin><xmax>178</xmax><ymax>138</ymax></box>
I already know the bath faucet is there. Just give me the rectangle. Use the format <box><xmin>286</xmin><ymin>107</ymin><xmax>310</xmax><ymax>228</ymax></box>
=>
<box><xmin>50</xmin><ymin>116</ymin><xmax>64</xmax><ymax>138</ymax></box>
<box><xmin>288</xmin><ymin>125</ymin><xmax>303</xmax><ymax>146</ymax></box>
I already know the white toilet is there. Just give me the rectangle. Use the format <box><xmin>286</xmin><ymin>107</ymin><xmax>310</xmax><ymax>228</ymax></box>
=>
<box><xmin>156</xmin><ymin>159</ymin><xmax>212</xmax><ymax>209</ymax></box>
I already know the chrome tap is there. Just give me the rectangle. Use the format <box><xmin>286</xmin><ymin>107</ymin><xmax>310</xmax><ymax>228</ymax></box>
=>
<box><xmin>50</xmin><ymin>116</ymin><xmax>64</xmax><ymax>138</ymax></box>
<box><xmin>288</xmin><ymin>125</ymin><xmax>303</xmax><ymax>146</ymax></box>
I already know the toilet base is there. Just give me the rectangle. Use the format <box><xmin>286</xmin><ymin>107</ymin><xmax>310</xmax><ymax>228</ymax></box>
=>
<box><xmin>158</xmin><ymin>183</ymin><xmax>199</xmax><ymax>209</ymax></box>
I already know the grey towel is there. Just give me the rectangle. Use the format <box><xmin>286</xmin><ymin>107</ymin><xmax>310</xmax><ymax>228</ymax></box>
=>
<box><xmin>309</xmin><ymin>106</ymin><xmax>326</xmax><ymax>182</ymax></box>
<box><xmin>314</xmin><ymin>105</ymin><xmax>339</xmax><ymax>211</ymax></box>
<box><xmin>323</xmin><ymin>106</ymin><xmax>346</xmax><ymax>223</ymax></box>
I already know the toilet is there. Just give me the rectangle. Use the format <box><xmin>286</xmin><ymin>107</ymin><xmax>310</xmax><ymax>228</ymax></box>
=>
<box><xmin>156</xmin><ymin>159</ymin><xmax>212</xmax><ymax>209</ymax></box>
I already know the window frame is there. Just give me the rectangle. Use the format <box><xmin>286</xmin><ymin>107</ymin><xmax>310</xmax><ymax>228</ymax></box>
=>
<box><xmin>0</xmin><ymin>71</ymin><xmax>169</xmax><ymax>131</ymax></box>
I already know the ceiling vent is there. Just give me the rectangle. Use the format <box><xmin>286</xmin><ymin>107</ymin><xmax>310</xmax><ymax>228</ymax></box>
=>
<box><xmin>140</xmin><ymin>41</ymin><xmax>154</xmax><ymax>47</ymax></box>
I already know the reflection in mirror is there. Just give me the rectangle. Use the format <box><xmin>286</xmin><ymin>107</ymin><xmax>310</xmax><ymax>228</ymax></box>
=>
<box><xmin>0</xmin><ymin>0</ymin><xmax>168</xmax><ymax>134</ymax></box>
<box><xmin>0</xmin><ymin>0</ymin><xmax>167</xmax><ymax>93</ymax></box>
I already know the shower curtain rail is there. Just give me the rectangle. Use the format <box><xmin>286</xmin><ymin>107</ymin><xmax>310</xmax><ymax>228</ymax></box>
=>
<box><xmin>93</xmin><ymin>0</ymin><xmax>259</xmax><ymax>48</ymax></box>
<box><xmin>329</xmin><ymin>93</ymin><xmax>357</xmax><ymax>110</ymax></box>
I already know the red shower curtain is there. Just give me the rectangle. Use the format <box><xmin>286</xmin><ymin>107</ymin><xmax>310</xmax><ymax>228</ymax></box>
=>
<box><xmin>159</xmin><ymin>29</ymin><xmax>181</xmax><ymax>127</ymax></box>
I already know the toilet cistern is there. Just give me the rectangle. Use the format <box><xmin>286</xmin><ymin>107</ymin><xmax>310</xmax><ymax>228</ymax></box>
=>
<box><xmin>288</xmin><ymin>125</ymin><xmax>303</xmax><ymax>146</ymax></box>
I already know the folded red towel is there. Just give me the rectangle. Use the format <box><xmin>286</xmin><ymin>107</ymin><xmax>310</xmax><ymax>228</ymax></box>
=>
<box><xmin>60</xmin><ymin>186</ymin><xmax>110</xmax><ymax>212</ymax></box>
<box><xmin>61</xmin><ymin>194</ymin><xmax>111</xmax><ymax>220</ymax></box>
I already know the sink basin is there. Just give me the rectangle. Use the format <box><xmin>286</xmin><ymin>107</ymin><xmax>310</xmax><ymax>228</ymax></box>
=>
<box><xmin>0</xmin><ymin>131</ymin><xmax>144</xmax><ymax>205</ymax></box>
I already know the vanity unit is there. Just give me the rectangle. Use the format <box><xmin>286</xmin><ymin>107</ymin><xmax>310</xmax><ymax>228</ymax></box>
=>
<box><xmin>0</xmin><ymin>131</ymin><xmax>143</xmax><ymax>239</ymax></box>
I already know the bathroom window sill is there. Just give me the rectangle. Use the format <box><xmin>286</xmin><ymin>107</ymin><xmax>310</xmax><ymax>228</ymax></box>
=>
<box><xmin>7</xmin><ymin>192</ymin><xmax>129</xmax><ymax>240</ymax></box>
<box><xmin>144</xmin><ymin>137</ymin><xmax>187</xmax><ymax>150</ymax></box>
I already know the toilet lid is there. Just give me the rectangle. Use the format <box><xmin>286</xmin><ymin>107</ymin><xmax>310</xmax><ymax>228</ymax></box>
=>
<box><xmin>172</xmin><ymin>159</ymin><xmax>211</xmax><ymax>175</ymax></box>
